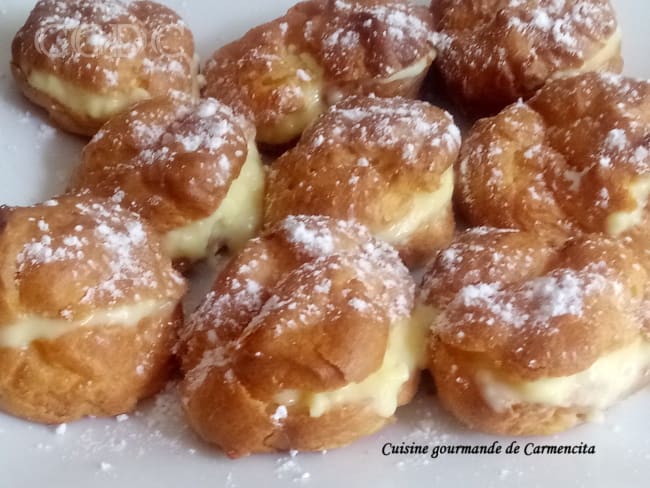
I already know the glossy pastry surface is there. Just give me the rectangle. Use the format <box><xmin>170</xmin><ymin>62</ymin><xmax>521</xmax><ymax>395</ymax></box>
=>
<box><xmin>0</xmin><ymin>195</ymin><xmax>186</xmax><ymax>423</ymax></box>
<box><xmin>203</xmin><ymin>0</ymin><xmax>436</xmax><ymax>145</ymax></box>
<box><xmin>420</xmin><ymin>227</ymin><xmax>649</xmax><ymax>435</ymax></box>
<box><xmin>432</xmin><ymin>0</ymin><xmax>622</xmax><ymax>116</ymax></box>
<box><xmin>11</xmin><ymin>0</ymin><xmax>199</xmax><ymax>136</ymax></box>
<box><xmin>72</xmin><ymin>95</ymin><xmax>265</xmax><ymax>263</ymax></box>
<box><xmin>180</xmin><ymin>215</ymin><xmax>427</xmax><ymax>457</ymax></box>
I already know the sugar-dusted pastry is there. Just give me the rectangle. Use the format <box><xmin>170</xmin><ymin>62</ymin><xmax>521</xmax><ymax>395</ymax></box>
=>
<box><xmin>11</xmin><ymin>0</ymin><xmax>199</xmax><ymax>136</ymax></box>
<box><xmin>203</xmin><ymin>0</ymin><xmax>436</xmax><ymax>146</ymax></box>
<box><xmin>419</xmin><ymin>227</ymin><xmax>650</xmax><ymax>435</ymax></box>
<box><xmin>432</xmin><ymin>0</ymin><xmax>622</xmax><ymax>116</ymax></box>
<box><xmin>0</xmin><ymin>196</ymin><xmax>186</xmax><ymax>423</ymax></box>
<box><xmin>71</xmin><ymin>95</ymin><xmax>265</xmax><ymax>265</ymax></box>
<box><xmin>456</xmin><ymin>73</ymin><xmax>649</xmax><ymax>244</ymax></box>
<box><xmin>180</xmin><ymin>215</ymin><xmax>429</xmax><ymax>457</ymax></box>
<box><xmin>265</xmin><ymin>96</ymin><xmax>460</xmax><ymax>267</ymax></box>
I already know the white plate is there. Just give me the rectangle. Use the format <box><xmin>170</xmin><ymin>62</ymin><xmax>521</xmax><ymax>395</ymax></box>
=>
<box><xmin>0</xmin><ymin>1</ymin><xmax>648</xmax><ymax>486</ymax></box>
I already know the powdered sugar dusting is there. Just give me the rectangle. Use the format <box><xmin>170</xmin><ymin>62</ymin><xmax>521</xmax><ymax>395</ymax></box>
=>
<box><xmin>453</xmin><ymin>269</ymin><xmax>610</xmax><ymax>329</ymax></box>
<box><xmin>78</xmin><ymin>96</ymin><xmax>250</xmax><ymax>226</ymax></box>
<box><xmin>13</xmin><ymin>197</ymin><xmax>183</xmax><ymax>309</ymax></box>
<box><xmin>16</xmin><ymin>0</ymin><xmax>194</xmax><ymax>91</ymax></box>
<box><xmin>316</xmin><ymin>0</ymin><xmax>435</xmax><ymax>76</ymax></box>
<box><xmin>281</xmin><ymin>216</ymin><xmax>336</xmax><ymax>256</ymax></box>
<box><xmin>184</xmin><ymin>216</ymin><xmax>414</xmax><ymax>392</ymax></box>
<box><xmin>318</xmin><ymin>96</ymin><xmax>460</xmax><ymax>156</ymax></box>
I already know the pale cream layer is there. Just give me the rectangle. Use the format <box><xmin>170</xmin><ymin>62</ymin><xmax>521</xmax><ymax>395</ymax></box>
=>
<box><xmin>552</xmin><ymin>27</ymin><xmax>623</xmax><ymax>79</ymax></box>
<box><xmin>274</xmin><ymin>306</ymin><xmax>432</xmax><ymax>418</ymax></box>
<box><xmin>476</xmin><ymin>339</ymin><xmax>650</xmax><ymax>414</ymax></box>
<box><xmin>0</xmin><ymin>299</ymin><xmax>175</xmax><ymax>349</ymax></box>
<box><xmin>256</xmin><ymin>52</ymin><xmax>325</xmax><ymax>145</ymax></box>
<box><xmin>27</xmin><ymin>71</ymin><xmax>151</xmax><ymax>120</ymax></box>
<box><xmin>325</xmin><ymin>51</ymin><xmax>436</xmax><ymax>105</ymax></box>
<box><xmin>379</xmin><ymin>50</ymin><xmax>436</xmax><ymax>84</ymax></box>
<box><xmin>607</xmin><ymin>176</ymin><xmax>650</xmax><ymax>235</ymax></box>
<box><xmin>375</xmin><ymin>167</ymin><xmax>454</xmax><ymax>245</ymax></box>
<box><xmin>162</xmin><ymin>142</ymin><xmax>265</xmax><ymax>260</ymax></box>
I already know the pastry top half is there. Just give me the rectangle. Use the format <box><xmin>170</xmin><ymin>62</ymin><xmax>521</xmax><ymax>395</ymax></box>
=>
<box><xmin>182</xmin><ymin>214</ymin><xmax>414</xmax><ymax>372</ymax></box>
<box><xmin>432</xmin><ymin>0</ymin><xmax>622</xmax><ymax>115</ymax></box>
<box><xmin>456</xmin><ymin>72</ymin><xmax>650</xmax><ymax>243</ymax></box>
<box><xmin>203</xmin><ymin>0</ymin><xmax>436</xmax><ymax>145</ymax></box>
<box><xmin>420</xmin><ymin>227</ymin><xmax>649</xmax><ymax>381</ymax></box>
<box><xmin>72</xmin><ymin>95</ymin><xmax>265</xmax><ymax>261</ymax></box>
<box><xmin>11</xmin><ymin>0</ymin><xmax>198</xmax><ymax>135</ymax></box>
<box><xmin>0</xmin><ymin>195</ymin><xmax>186</xmax><ymax>329</ymax></box>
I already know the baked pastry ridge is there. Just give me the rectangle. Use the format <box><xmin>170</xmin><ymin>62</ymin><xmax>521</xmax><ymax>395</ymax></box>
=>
<box><xmin>456</xmin><ymin>72</ymin><xmax>650</xmax><ymax>243</ymax></box>
<box><xmin>180</xmin><ymin>215</ymin><xmax>429</xmax><ymax>457</ymax></box>
<box><xmin>419</xmin><ymin>226</ymin><xmax>650</xmax><ymax>435</ymax></box>
<box><xmin>432</xmin><ymin>0</ymin><xmax>622</xmax><ymax>115</ymax></box>
<box><xmin>11</xmin><ymin>0</ymin><xmax>199</xmax><ymax>136</ymax></box>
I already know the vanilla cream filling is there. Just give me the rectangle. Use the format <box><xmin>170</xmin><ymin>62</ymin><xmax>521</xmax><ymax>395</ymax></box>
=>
<box><xmin>274</xmin><ymin>307</ymin><xmax>431</xmax><ymax>418</ymax></box>
<box><xmin>162</xmin><ymin>142</ymin><xmax>265</xmax><ymax>260</ymax></box>
<box><xmin>552</xmin><ymin>27</ymin><xmax>622</xmax><ymax>79</ymax></box>
<box><xmin>190</xmin><ymin>53</ymin><xmax>201</xmax><ymax>100</ymax></box>
<box><xmin>379</xmin><ymin>51</ymin><xmax>436</xmax><ymax>84</ymax></box>
<box><xmin>257</xmin><ymin>50</ymin><xmax>434</xmax><ymax>142</ymax></box>
<box><xmin>257</xmin><ymin>52</ymin><xmax>325</xmax><ymax>145</ymax></box>
<box><xmin>325</xmin><ymin>51</ymin><xmax>436</xmax><ymax>106</ymax></box>
<box><xmin>606</xmin><ymin>176</ymin><xmax>650</xmax><ymax>235</ymax></box>
<box><xmin>27</xmin><ymin>70</ymin><xmax>151</xmax><ymax>120</ymax></box>
<box><xmin>375</xmin><ymin>167</ymin><xmax>454</xmax><ymax>245</ymax></box>
<box><xmin>476</xmin><ymin>340</ymin><xmax>650</xmax><ymax>414</ymax></box>
<box><xmin>0</xmin><ymin>299</ymin><xmax>174</xmax><ymax>349</ymax></box>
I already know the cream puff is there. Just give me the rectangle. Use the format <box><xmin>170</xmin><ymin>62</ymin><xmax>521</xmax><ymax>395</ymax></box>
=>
<box><xmin>432</xmin><ymin>0</ymin><xmax>622</xmax><ymax>116</ymax></box>
<box><xmin>11</xmin><ymin>0</ymin><xmax>199</xmax><ymax>136</ymax></box>
<box><xmin>419</xmin><ymin>227</ymin><xmax>650</xmax><ymax>435</ymax></box>
<box><xmin>70</xmin><ymin>95</ymin><xmax>265</xmax><ymax>265</ymax></box>
<box><xmin>180</xmin><ymin>215</ymin><xmax>429</xmax><ymax>457</ymax></box>
<box><xmin>265</xmin><ymin>95</ymin><xmax>461</xmax><ymax>267</ymax></box>
<box><xmin>0</xmin><ymin>195</ymin><xmax>186</xmax><ymax>424</ymax></box>
<box><xmin>203</xmin><ymin>0</ymin><xmax>436</xmax><ymax>146</ymax></box>
<box><xmin>456</xmin><ymin>72</ymin><xmax>649</xmax><ymax>244</ymax></box>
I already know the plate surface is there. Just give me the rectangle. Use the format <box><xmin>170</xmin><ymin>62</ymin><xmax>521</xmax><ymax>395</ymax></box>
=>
<box><xmin>0</xmin><ymin>1</ymin><xmax>648</xmax><ymax>487</ymax></box>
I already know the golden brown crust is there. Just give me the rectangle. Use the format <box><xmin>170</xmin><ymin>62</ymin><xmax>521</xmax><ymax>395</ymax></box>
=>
<box><xmin>456</xmin><ymin>73</ymin><xmax>650</xmax><ymax>242</ymax></box>
<box><xmin>432</xmin><ymin>0</ymin><xmax>622</xmax><ymax>116</ymax></box>
<box><xmin>71</xmin><ymin>96</ymin><xmax>254</xmax><ymax>235</ymax></box>
<box><xmin>265</xmin><ymin>96</ymin><xmax>460</xmax><ymax>267</ymax></box>
<box><xmin>11</xmin><ymin>0</ymin><xmax>198</xmax><ymax>136</ymax></box>
<box><xmin>203</xmin><ymin>0</ymin><xmax>436</xmax><ymax>145</ymax></box>
<box><xmin>0</xmin><ymin>196</ymin><xmax>186</xmax><ymax>316</ymax></box>
<box><xmin>420</xmin><ymin>227</ymin><xmax>649</xmax><ymax>435</ymax></box>
<box><xmin>0</xmin><ymin>306</ymin><xmax>182</xmax><ymax>424</ymax></box>
<box><xmin>180</xmin><ymin>215</ymin><xmax>418</xmax><ymax>456</ymax></box>
<box><xmin>0</xmin><ymin>195</ymin><xmax>186</xmax><ymax>423</ymax></box>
